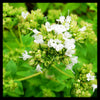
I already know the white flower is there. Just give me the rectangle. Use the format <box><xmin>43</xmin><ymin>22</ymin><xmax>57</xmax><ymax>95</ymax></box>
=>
<box><xmin>65</xmin><ymin>63</ymin><xmax>75</xmax><ymax>73</ymax></box>
<box><xmin>78</xmin><ymin>26</ymin><xmax>86</xmax><ymax>32</ymax></box>
<box><xmin>54</xmin><ymin>43</ymin><xmax>64</xmax><ymax>51</ymax></box>
<box><xmin>65</xmin><ymin>22</ymin><xmax>70</xmax><ymax>30</ymax></box>
<box><xmin>65</xmin><ymin>49</ymin><xmax>75</xmax><ymax>57</ymax></box>
<box><xmin>36</xmin><ymin>64</ymin><xmax>42</xmax><ymax>73</ymax></box>
<box><xmin>48</xmin><ymin>39</ymin><xmax>64</xmax><ymax>51</ymax></box>
<box><xmin>70</xmin><ymin>56</ymin><xmax>78</xmax><ymax>65</ymax></box>
<box><xmin>63</xmin><ymin>32</ymin><xmax>72</xmax><ymax>40</ymax></box>
<box><xmin>21</xmin><ymin>12</ymin><xmax>29</xmax><ymax>19</ymax></box>
<box><xmin>28</xmin><ymin>28</ymin><xmax>40</xmax><ymax>35</ymax></box>
<box><xmin>64</xmin><ymin>39</ymin><xmax>75</xmax><ymax>50</ymax></box>
<box><xmin>48</xmin><ymin>39</ymin><xmax>55</xmax><ymax>47</ymax></box>
<box><xmin>92</xmin><ymin>84</ymin><xmax>97</xmax><ymax>92</ymax></box>
<box><xmin>34</xmin><ymin>34</ymin><xmax>44</xmax><ymax>44</ymax></box>
<box><xmin>65</xmin><ymin>15</ymin><xmax>71</xmax><ymax>23</ymax></box>
<box><xmin>45</xmin><ymin>22</ymin><xmax>53</xmax><ymax>32</ymax></box>
<box><xmin>51</xmin><ymin>24</ymin><xmax>66</xmax><ymax>34</ymax></box>
<box><xmin>86</xmin><ymin>73</ymin><xmax>95</xmax><ymax>81</ymax></box>
<box><xmin>19</xmin><ymin>50</ymin><xmax>32</xmax><ymax>60</ymax></box>
<box><xmin>56</xmin><ymin>16</ymin><xmax>65</xmax><ymax>23</ymax></box>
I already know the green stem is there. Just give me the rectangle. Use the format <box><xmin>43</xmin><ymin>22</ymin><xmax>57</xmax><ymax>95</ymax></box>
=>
<box><xmin>3</xmin><ymin>41</ymin><xmax>12</xmax><ymax>51</ymax></box>
<box><xmin>18</xmin><ymin>25</ymin><xmax>23</xmax><ymax>46</ymax></box>
<box><xmin>9</xmin><ymin>28</ymin><xmax>21</xmax><ymax>47</ymax></box>
<box><xmin>52</xmin><ymin>65</ymin><xmax>74</xmax><ymax>79</ymax></box>
<box><xmin>15</xmin><ymin>72</ymin><xmax>41</xmax><ymax>81</ymax></box>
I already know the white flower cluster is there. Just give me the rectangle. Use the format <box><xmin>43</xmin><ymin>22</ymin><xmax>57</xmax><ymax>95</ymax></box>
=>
<box><xmin>21</xmin><ymin>11</ymin><xmax>78</xmax><ymax>73</ymax></box>
<box><xmin>45</xmin><ymin>13</ymin><xmax>78</xmax><ymax>73</ymax></box>
<box><xmin>86</xmin><ymin>72</ymin><xmax>97</xmax><ymax>92</ymax></box>
<box><xmin>21</xmin><ymin>12</ymin><xmax>29</xmax><ymax>19</ymax></box>
<box><xmin>28</xmin><ymin>28</ymin><xmax>44</xmax><ymax>44</ymax></box>
<box><xmin>48</xmin><ymin>39</ymin><xmax>64</xmax><ymax>51</ymax></box>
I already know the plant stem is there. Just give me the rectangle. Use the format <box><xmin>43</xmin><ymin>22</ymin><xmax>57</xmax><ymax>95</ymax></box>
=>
<box><xmin>15</xmin><ymin>72</ymin><xmax>41</xmax><ymax>81</ymax></box>
<box><xmin>18</xmin><ymin>25</ymin><xmax>23</xmax><ymax>46</ymax></box>
<box><xmin>52</xmin><ymin>65</ymin><xmax>74</xmax><ymax>79</ymax></box>
<box><xmin>9</xmin><ymin>28</ymin><xmax>21</xmax><ymax>47</ymax></box>
<box><xmin>3</xmin><ymin>41</ymin><xmax>12</xmax><ymax>51</ymax></box>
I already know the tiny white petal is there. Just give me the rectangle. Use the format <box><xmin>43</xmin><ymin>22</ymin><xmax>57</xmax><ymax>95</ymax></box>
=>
<box><xmin>65</xmin><ymin>49</ymin><xmax>75</xmax><ymax>57</ymax></box>
<box><xmin>56</xmin><ymin>16</ymin><xmax>65</xmax><ymax>23</ymax></box>
<box><xmin>36</xmin><ymin>64</ymin><xmax>42</xmax><ymax>73</ymax></box>
<box><xmin>65</xmin><ymin>16</ymin><xmax>71</xmax><ymax>23</ymax></box>
<box><xmin>19</xmin><ymin>50</ymin><xmax>32</xmax><ymax>60</ymax></box>
<box><xmin>86</xmin><ymin>73</ymin><xmax>95</xmax><ymax>81</ymax></box>
<box><xmin>21</xmin><ymin>12</ymin><xmax>29</xmax><ymax>19</ymax></box>
<box><xmin>70</xmin><ymin>56</ymin><xmax>78</xmax><ymax>65</ymax></box>
<box><xmin>92</xmin><ymin>84</ymin><xmax>97</xmax><ymax>92</ymax></box>
<box><xmin>78</xmin><ymin>26</ymin><xmax>86</xmax><ymax>32</ymax></box>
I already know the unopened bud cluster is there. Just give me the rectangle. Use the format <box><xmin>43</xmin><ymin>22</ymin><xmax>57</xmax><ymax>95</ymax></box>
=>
<box><xmin>71</xmin><ymin>63</ymin><xmax>97</xmax><ymax>97</ymax></box>
<box><xmin>3</xmin><ymin>48</ymin><xmax>24</xmax><ymax>63</ymax></box>
<box><xmin>70</xmin><ymin>14</ymin><xmax>97</xmax><ymax>44</ymax></box>
<box><xmin>3</xmin><ymin>68</ymin><xmax>18</xmax><ymax>95</ymax></box>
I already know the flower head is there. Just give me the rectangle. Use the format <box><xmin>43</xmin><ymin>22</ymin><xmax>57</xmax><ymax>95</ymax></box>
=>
<box><xmin>36</xmin><ymin>64</ymin><xmax>42</xmax><ymax>73</ymax></box>
<box><xmin>92</xmin><ymin>84</ymin><xmax>97</xmax><ymax>92</ymax></box>
<box><xmin>65</xmin><ymin>15</ymin><xmax>71</xmax><ymax>23</ymax></box>
<box><xmin>53</xmin><ymin>24</ymin><xmax>66</xmax><ymax>34</ymax></box>
<box><xmin>21</xmin><ymin>12</ymin><xmax>29</xmax><ymax>19</ymax></box>
<box><xmin>34</xmin><ymin>34</ymin><xmax>44</xmax><ymax>44</ymax></box>
<box><xmin>70</xmin><ymin>56</ymin><xmax>78</xmax><ymax>65</ymax></box>
<box><xmin>63</xmin><ymin>32</ymin><xmax>72</xmax><ymax>40</ymax></box>
<box><xmin>64</xmin><ymin>38</ymin><xmax>75</xmax><ymax>50</ymax></box>
<box><xmin>65</xmin><ymin>63</ymin><xmax>75</xmax><ymax>73</ymax></box>
<box><xmin>86</xmin><ymin>73</ymin><xmax>95</xmax><ymax>81</ymax></box>
<box><xmin>56</xmin><ymin>16</ymin><xmax>65</xmax><ymax>23</ymax></box>
<box><xmin>28</xmin><ymin>28</ymin><xmax>40</xmax><ymax>35</ymax></box>
<box><xmin>19</xmin><ymin>50</ymin><xmax>32</xmax><ymax>60</ymax></box>
<box><xmin>45</xmin><ymin>22</ymin><xmax>53</xmax><ymax>32</ymax></box>
<box><xmin>78</xmin><ymin>26</ymin><xmax>86</xmax><ymax>32</ymax></box>
<box><xmin>65</xmin><ymin>49</ymin><xmax>75</xmax><ymax>57</ymax></box>
<box><xmin>48</xmin><ymin>39</ymin><xmax>64</xmax><ymax>51</ymax></box>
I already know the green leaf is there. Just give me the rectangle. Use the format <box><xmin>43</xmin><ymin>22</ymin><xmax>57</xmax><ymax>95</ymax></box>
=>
<box><xmin>43</xmin><ymin>79</ymin><xmax>66</xmax><ymax>92</ymax></box>
<box><xmin>9</xmin><ymin>3</ymin><xmax>27</xmax><ymax>9</ymax></box>
<box><xmin>7</xmin><ymin>92</ymin><xmax>20</xmax><ymax>97</ymax></box>
<box><xmin>5</xmin><ymin>60</ymin><xmax>17</xmax><ymax>77</ymax></box>
<box><xmin>87</xmin><ymin>3</ymin><xmax>97</xmax><ymax>12</ymax></box>
<box><xmin>76</xmin><ymin>3</ymin><xmax>88</xmax><ymax>14</ymax></box>
<box><xmin>37</xmin><ymin>3</ymin><xmax>50</xmax><ymax>13</ymax></box>
<box><xmin>6</xmin><ymin>81</ymin><xmax>24</xmax><ymax>97</ymax></box>
<box><xmin>48</xmin><ymin>63</ymin><xmax>74</xmax><ymax>83</ymax></box>
<box><xmin>64</xmin><ymin>87</ymin><xmax>71</xmax><ymax>97</ymax></box>
<box><xmin>14</xmin><ymin>81</ymin><xmax>24</xmax><ymax>95</ymax></box>
<box><xmin>16</xmin><ymin>70</ymin><xmax>35</xmax><ymax>77</ymax></box>
<box><xmin>21</xmin><ymin>33</ymin><xmax>34</xmax><ymax>46</ymax></box>
<box><xmin>17</xmin><ymin>61</ymin><xmax>33</xmax><ymax>71</ymax></box>
<box><xmin>62</xmin><ymin>3</ymin><xmax>81</xmax><ymax>15</ymax></box>
<box><xmin>24</xmin><ymin>82</ymin><xmax>42</xmax><ymax>97</ymax></box>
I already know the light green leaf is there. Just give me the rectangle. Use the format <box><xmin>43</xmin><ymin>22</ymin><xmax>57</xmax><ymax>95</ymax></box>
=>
<box><xmin>37</xmin><ymin>3</ymin><xmax>50</xmax><ymax>13</ymax></box>
<box><xmin>9</xmin><ymin>3</ymin><xmax>27</xmax><ymax>9</ymax></box>
<box><xmin>5</xmin><ymin>60</ymin><xmax>17</xmax><ymax>77</ymax></box>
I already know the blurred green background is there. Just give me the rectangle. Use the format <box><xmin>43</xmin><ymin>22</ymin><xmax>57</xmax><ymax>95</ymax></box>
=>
<box><xmin>9</xmin><ymin>3</ymin><xmax>97</xmax><ymax>36</ymax></box>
